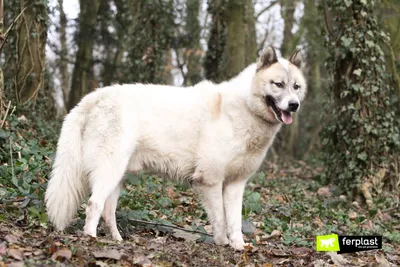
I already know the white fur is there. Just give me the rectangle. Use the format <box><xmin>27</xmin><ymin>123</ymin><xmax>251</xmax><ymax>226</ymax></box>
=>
<box><xmin>45</xmin><ymin>52</ymin><xmax>306</xmax><ymax>251</ymax></box>
<box><xmin>278</xmin><ymin>58</ymin><xmax>289</xmax><ymax>72</ymax></box>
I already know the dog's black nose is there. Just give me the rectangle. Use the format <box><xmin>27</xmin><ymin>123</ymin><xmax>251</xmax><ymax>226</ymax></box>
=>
<box><xmin>288</xmin><ymin>101</ymin><xmax>299</xmax><ymax>112</ymax></box>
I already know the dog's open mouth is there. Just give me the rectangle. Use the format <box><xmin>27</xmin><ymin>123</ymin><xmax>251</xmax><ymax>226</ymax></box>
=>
<box><xmin>265</xmin><ymin>96</ymin><xmax>293</xmax><ymax>125</ymax></box>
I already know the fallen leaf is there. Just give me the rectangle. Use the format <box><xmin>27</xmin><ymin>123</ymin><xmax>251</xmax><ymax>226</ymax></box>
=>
<box><xmin>291</xmin><ymin>247</ymin><xmax>313</xmax><ymax>257</ymax></box>
<box><xmin>204</xmin><ymin>225</ymin><xmax>213</xmax><ymax>234</ymax></box>
<box><xmin>348</xmin><ymin>211</ymin><xmax>357</xmax><ymax>220</ymax></box>
<box><xmin>94</xmin><ymin>261</ymin><xmax>108</xmax><ymax>267</ymax></box>
<box><xmin>312</xmin><ymin>259</ymin><xmax>326</xmax><ymax>267</ymax></box>
<box><xmin>375</xmin><ymin>253</ymin><xmax>390</xmax><ymax>267</ymax></box>
<box><xmin>377</xmin><ymin>209</ymin><xmax>392</xmax><ymax>222</ymax></box>
<box><xmin>317</xmin><ymin>187</ymin><xmax>331</xmax><ymax>197</ymax></box>
<box><xmin>47</xmin><ymin>241</ymin><xmax>61</xmax><ymax>254</ymax></box>
<box><xmin>313</xmin><ymin>217</ymin><xmax>324</xmax><ymax>228</ymax></box>
<box><xmin>261</xmin><ymin>264</ymin><xmax>273</xmax><ymax>267</ymax></box>
<box><xmin>265</xmin><ymin>229</ymin><xmax>281</xmax><ymax>240</ymax></box>
<box><xmin>351</xmin><ymin>201</ymin><xmax>360</xmax><ymax>209</ymax></box>
<box><xmin>242</xmin><ymin>252</ymin><xmax>249</xmax><ymax>262</ymax></box>
<box><xmin>4</xmin><ymin>235</ymin><xmax>18</xmax><ymax>244</ymax></box>
<box><xmin>51</xmin><ymin>248</ymin><xmax>72</xmax><ymax>262</ymax></box>
<box><xmin>271</xmin><ymin>249</ymin><xmax>288</xmax><ymax>257</ymax></box>
<box><xmin>0</xmin><ymin>242</ymin><xmax>7</xmax><ymax>256</ymax></box>
<box><xmin>133</xmin><ymin>254</ymin><xmax>152</xmax><ymax>266</ymax></box>
<box><xmin>244</xmin><ymin>243</ymin><xmax>258</xmax><ymax>253</ymax></box>
<box><xmin>167</xmin><ymin>187</ymin><xmax>175</xmax><ymax>199</ymax></box>
<box><xmin>327</xmin><ymin>252</ymin><xmax>348</xmax><ymax>267</ymax></box>
<box><xmin>275</xmin><ymin>259</ymin><xmax>292</xmax><ymax>265</ymax></box>
<box><xmin>7</xmin><ymin>262</ymin><xmax>24</xmax><ymax>267</ymax></box>
<box><xmin>33</xmin><ymin>250</ymin><xmax>43</xmax><ymax>256</ymax></box>
<box><xmin>9</xmin><ymin>248</ymin><xmax>24</xmax><ymax>261</ymax></box>
<box><xmin>93</xmin><ymin>249</ymin><xmax>122</xmax><ymax>260</ymax></box>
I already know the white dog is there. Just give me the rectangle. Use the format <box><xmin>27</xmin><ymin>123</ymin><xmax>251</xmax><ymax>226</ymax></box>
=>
<box><xmin>45</xmin><ymin>46</ymin><xmax>307</xmax><ymax>251</ymax></box>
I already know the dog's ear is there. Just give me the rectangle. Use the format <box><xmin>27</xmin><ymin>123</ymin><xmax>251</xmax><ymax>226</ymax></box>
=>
<box><xmin>257</xmin><ymin>46</ymin><xmax>278</xmax><ymax>71</ymax></box>
<box><xmin>289</xmin><ymin>48</ymin><xmax>302</xmax><ymax>68</ymax></box>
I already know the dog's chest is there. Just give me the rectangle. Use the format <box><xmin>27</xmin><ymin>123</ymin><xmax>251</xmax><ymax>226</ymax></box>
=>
<box><xmin>224</xmin><ymin>123</ymin><xmax>274</xmax><ymax>180</ymax></box>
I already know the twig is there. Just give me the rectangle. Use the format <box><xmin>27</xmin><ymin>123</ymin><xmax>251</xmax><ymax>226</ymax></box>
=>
<box><xmin>0</xmin><ymin>100</ymin><xmax>11</xmax><ymax>128</ymax></box>
<box><xmin>128</xmin><ymin>218</ymin><xmax>213</xmax><ymax>237</ymax></box>
<box><xmin>382</xmin><ymin>206</ymin><xmax>399</xmax><ymax>213</ymax></box>
<box><xmin>173</xmin><ymin>48</ymin><xmax>187</xmax><ymax>86</ymax></box>
<box><xmin>9</xmin><ymin>137</ymin><xmax>15</xmax><ymax>182</ymax></box>
<box><xmin>0</xmin><ymin>7</ymin><xmax>27</xmax><ymax>52</ymax></box>
<box><xmin>256</xmin><ymin>1</ymin><xmax>278</xmax><ymax>20</ymax></box>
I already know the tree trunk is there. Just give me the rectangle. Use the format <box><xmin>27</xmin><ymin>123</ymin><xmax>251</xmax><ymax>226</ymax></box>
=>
<box><xmin>280</xmin><ymin>0</ymin><xmax>296</xmax><ymax>57</ymax></box>
<box><xmin>323</xmin><ymin>0</ymin><xmax>400</xmax><ymax>200</ymax></box>
<box><xmin>67</xmin><ymin>0</ymin><xmax>101</xmax><ymax>111</ymax></box>
<box><xmin>204</xmin><ymin>0</ymin><xmax>227</xmax><ymax>82</ymax></box>
<box><xmin>184</xmin><ymin>0</ymin><xmax>202</xmax><ymax>86</ymax></box>
<box><xmin>204</xmin><ymin>0</ymin><xmax>257</xmax><ymax>83</ymax></box>
<box><xmin>57</xmin><ymin>0</ymin><xmax>69</xmax><ymax>111</ymax></box>
<box><xmin>278</xmin><ymin>0</ymin><xmax>297</xmax><ymax>158</ymax></box>
<box><xmin>0</xmin><ymin>0</ymin><xmax>3</xmax><ymax>116</ymax></box>
<box><xmin>12</xmin><ymin>0</ymin><xmax>48</xmax><ymax>103</ymax></box>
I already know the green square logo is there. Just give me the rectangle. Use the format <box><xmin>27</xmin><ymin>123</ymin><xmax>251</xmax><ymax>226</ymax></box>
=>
<box><xmin>316</xmin><ymin>234</ymin><xmax>340</xmax><ymax>252</ymax></box>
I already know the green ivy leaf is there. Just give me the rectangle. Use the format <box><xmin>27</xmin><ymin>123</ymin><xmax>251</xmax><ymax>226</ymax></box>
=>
<box><xmin>344</xmin><ymin>0</ymin><xmax>353</xmax><ymax>7</ymax></box>
<box><xmin>353</xmin><ymin>69</ymin><xmax>362</xmax><ymax>76</ymax></box>
<box><xmin>357</xmin><ymin>152</ymin><xmax>368</xmax><ymax>161</ymax></box>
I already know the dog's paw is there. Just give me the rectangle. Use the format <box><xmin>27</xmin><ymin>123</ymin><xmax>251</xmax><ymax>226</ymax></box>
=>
<box><xmin>83</xmin><ymin>227</ymin><xmax>97</xmax><ymax>238</ymax></box>
<box><xmin>229</xmin><ymin>232</ymin><xmax>246</xmax><ymax>251</ymax></box>
<box><xmin>214</xmin><ymin>235</ymin><xmax>229</xmax><ymax>246</ymax></box>
<box><xmin>112</xmin><ymin>233</ymin><xmax>123</xmax><ymax>241</ymax></box>
<box><xmin>230</xmin><ymin>241</ymin><xmax>248</xmax><ymax>251</ymax></box>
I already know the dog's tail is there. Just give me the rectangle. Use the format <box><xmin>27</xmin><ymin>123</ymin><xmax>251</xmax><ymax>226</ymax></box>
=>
<box><xmin>45</xmin><ymin>100</ymin><xmax>91</xmax><ymax>231</ymax></box>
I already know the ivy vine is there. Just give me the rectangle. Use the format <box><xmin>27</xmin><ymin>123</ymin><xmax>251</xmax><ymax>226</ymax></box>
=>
<box><xmin>322</xmin><ymin>0</ymin><xmax>400</xmax><ymax>196</ymax></box>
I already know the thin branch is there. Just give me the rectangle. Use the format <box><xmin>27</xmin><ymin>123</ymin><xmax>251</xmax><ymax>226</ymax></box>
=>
<box><xmin>9</xmin><ymin>137</ymin><xmax>15</xmax><ymax>182</ymax></box>
<box><xmin>173</xmin><ymin>48</ymin><xmax>187</xmax><ymax>86</ymax></box>
<box><xmin>256</xmin><ymin>1</ymin><xmax>278</xmax><ymax>20</ymax></box>
<box><xmin>0</xmin><ymin>100</ymin><xmax>11</xmax><ymax>128</ymax></box>
<box><xmin>323</xmin><ymin>0</ymin><xmax>333</xmax><ymax>39</ymax></box>
<box><xmin>0</xmin><ymin>7</ymin><xmax>27</xmax><ymax>52</ymax></box>
<box><xmin>128</xmin><ymin>218</ymin><xmax>213</xmax><ymax>237</ymax></box>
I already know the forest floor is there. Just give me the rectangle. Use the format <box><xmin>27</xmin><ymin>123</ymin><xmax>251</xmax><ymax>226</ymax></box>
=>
<box><xmin>1</xmin><ymin>161</ymin><xmax>399</xmax><ymax>266</ymax></box>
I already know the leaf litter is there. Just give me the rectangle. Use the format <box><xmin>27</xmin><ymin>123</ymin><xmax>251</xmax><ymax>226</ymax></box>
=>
<box><xmin>0</xmin><ymin>162</ymin><xmax>399</xmax><ymax>266</ymax></box>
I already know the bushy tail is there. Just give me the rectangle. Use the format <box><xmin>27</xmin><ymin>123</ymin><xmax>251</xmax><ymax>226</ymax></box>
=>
<box><xmin>45</xmin><ymin>104</ymin><xmax>89</xmax><ymax>231</ymax></box>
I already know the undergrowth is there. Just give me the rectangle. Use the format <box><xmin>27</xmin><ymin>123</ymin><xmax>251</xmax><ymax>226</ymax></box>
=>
<box><xmin>0</xmin><ymin>103</ymin><xmax>399</xmax><ymax>253</ymax></box>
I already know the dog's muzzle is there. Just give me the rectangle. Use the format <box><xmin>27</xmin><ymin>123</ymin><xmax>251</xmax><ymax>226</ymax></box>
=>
<box><xmin>265</xmin><ymin>95</ymin><xmax>295</xmax><ymax>125</ymax></box>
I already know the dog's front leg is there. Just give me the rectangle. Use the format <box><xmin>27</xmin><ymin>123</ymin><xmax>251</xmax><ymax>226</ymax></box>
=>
<box><xmin>194</xmin><ymin>181</ymin><xmax>229</xmax><ymax>246</ymax></box>
<box><xmin>223</xmin><ymin>179</ymin><xmax>248</xmax><ymax>250</ymax></box>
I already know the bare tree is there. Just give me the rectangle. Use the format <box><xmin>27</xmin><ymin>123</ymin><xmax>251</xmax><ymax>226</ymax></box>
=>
<box><xmin>10</xmin><ymin>0</ymin><xmax>48</xmax><ymax>103</ymax></box>
<box><xmin>57</xmin><ymin>0</ymin><xmax>69</xmax><ymax>110</ymax></box>
<box><xmin>204</xmin><ymin>0</ymin><xmax>257</xmax><ymax>83</ymax></box>
<box><xmin>67</xmin><ymin>0</ymin><xmax>101</xmax><ymax>111</ymax></box>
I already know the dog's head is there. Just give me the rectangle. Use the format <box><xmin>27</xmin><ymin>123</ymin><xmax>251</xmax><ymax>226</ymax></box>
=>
<box><xmin>250</xmin><ymin>46</ymin><xmax>307</xmax><ymax>125</ymax></box>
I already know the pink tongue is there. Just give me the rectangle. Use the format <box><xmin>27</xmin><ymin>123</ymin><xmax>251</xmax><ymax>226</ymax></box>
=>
<box><xmin>281</xmin><ymin>111</ymin><xmax>293</xmax><ymax>124</ymax></box>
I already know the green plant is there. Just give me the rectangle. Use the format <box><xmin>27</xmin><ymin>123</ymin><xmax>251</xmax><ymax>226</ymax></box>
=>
<box><xmin>321</xmin><ymin>0</ymin><xmax>400</xmax><ymax>197</ymax></box>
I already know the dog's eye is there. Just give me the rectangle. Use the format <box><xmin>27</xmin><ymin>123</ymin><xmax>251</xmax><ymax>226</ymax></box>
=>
<box><xmin>294</xmin><ymin>84</ymin><xmax>300</xmax><ymax>90</ymax></box>
<box><xmin>274</xmin><ymin>82</ymin><xmax>284</xmax><ymax>88</ymax></box>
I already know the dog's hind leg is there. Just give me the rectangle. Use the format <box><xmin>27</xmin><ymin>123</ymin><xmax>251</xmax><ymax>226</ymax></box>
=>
<box><xmin>84</xmin><ymin>159</ymin><xmax>129</xmax><ymax>239</ymax></box>
<box><xmin>102</xmin><ymin>183</ymin><xmax>123</xmax><ymax>240</ymax></box>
